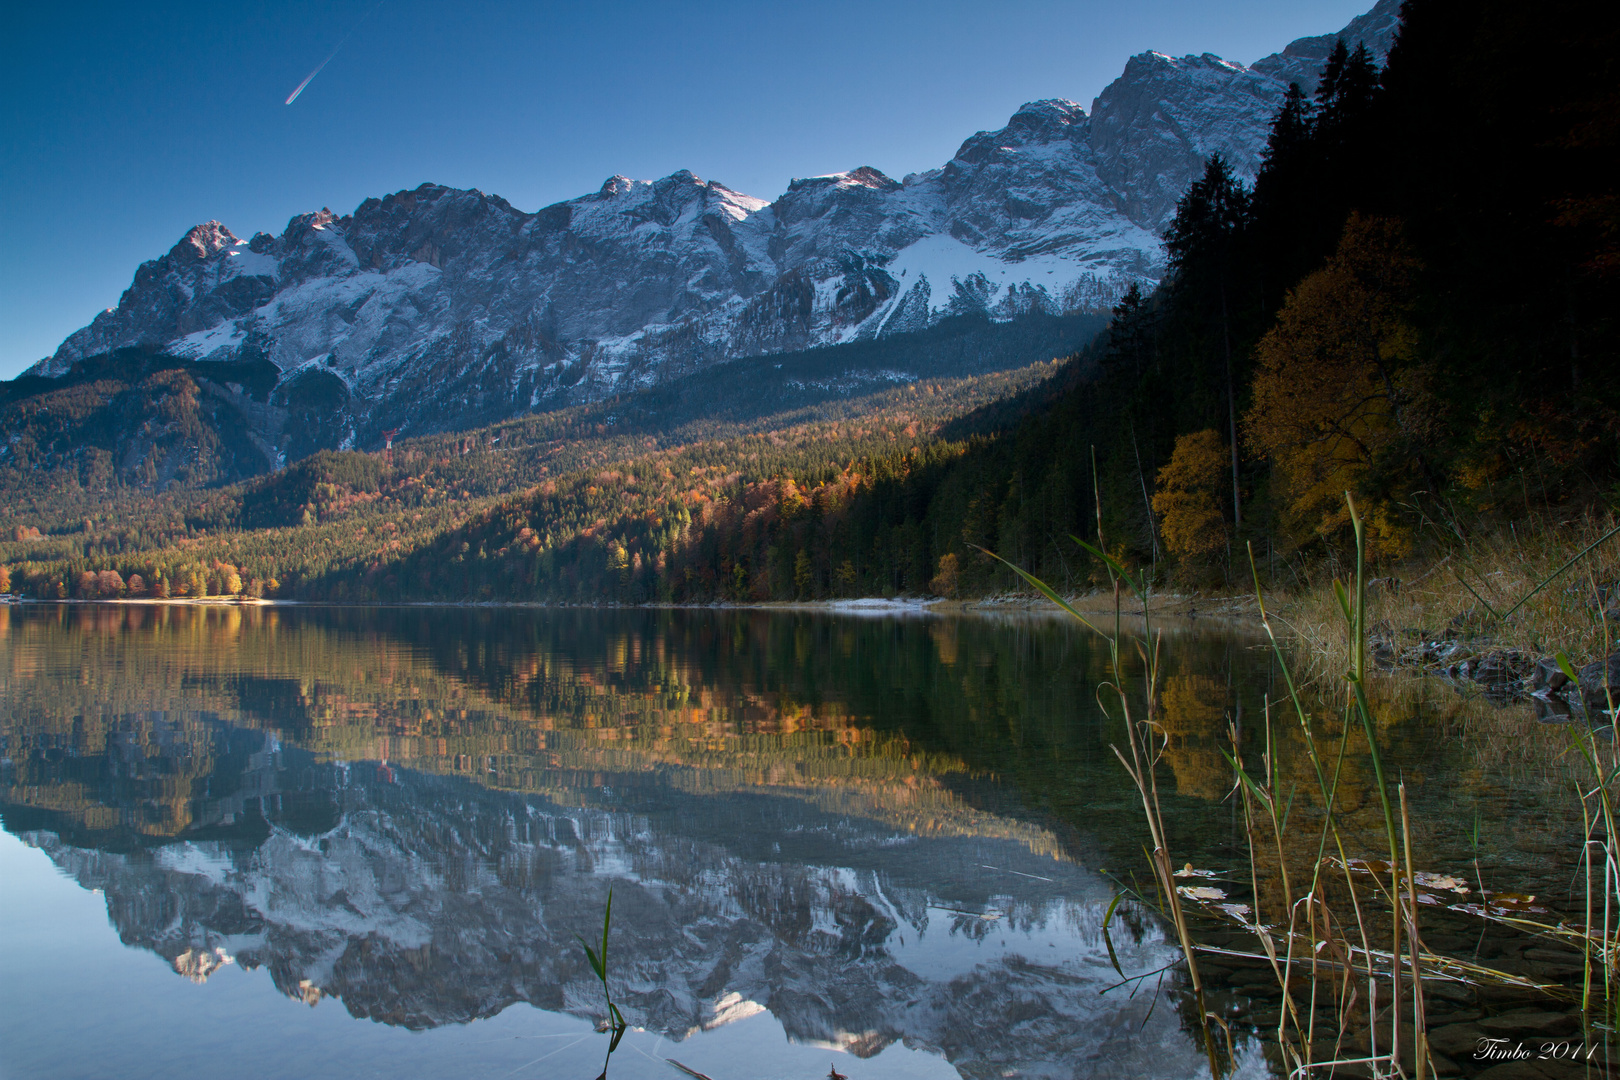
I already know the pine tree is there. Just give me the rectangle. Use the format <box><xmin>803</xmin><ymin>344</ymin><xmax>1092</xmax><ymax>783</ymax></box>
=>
<box><xmin>1318</xmin><ymin>42</ymin><xmax>1380</xmax><ymax>133</ymax></box>
<box><xmin>1164</xmin><ymin>155</ymin><xmax>1251</xmax><ymax>530</ymax></box>
<box><xmin>1250</xmin><ymin>83</ymin><xmax>1322</xmax><ymax>304</ymax></box>
<box><xmin>1314</xmin><ymin>39</ymin><xmax>1350</xmax><ymax>111</ymax></box>
<box><xmin>1266</xmin><ymin>83</ymin><xmax>1313</xmax><ymax>162</ymax></box>
<box><xmin>1105</xmin><ymin>283</ymin><xmax>1157</xmax><ymax>380</ymax></box>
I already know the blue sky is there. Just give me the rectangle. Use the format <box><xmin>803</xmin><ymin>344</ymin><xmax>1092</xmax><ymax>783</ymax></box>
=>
<box><xmin>0</xmin><ymin>1</ymin><xmax>1370</xmax><ymax>379</ymax></box>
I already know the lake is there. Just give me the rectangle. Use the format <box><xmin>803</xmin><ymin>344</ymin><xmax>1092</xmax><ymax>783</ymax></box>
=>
<box><xmin>0</xmin><ymin>603</ymin><xmax>1600</xmax><ymax>1079</ymax></box>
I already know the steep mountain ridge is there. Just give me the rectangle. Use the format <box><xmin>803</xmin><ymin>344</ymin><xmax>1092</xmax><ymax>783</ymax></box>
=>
<box><xmin>17</xmin><ymin>1</ymin><xmax>1399</xmax><ymax>463</ymax></box>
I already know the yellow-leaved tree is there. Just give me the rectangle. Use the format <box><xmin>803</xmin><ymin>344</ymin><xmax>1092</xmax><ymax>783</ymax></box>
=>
<box><xmin>1152</xmin><ymin>429</ymin><xmax>1230</xmax><ymax>558</ymax></box>
<box><xmin>1245</xmin><ymin>214</ymin><xmax>1437</xmax><ymax>553</ymax></box>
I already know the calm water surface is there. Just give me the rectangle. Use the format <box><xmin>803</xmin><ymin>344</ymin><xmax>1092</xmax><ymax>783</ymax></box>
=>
<box><xmin>0</xmin><ymin>604</ymin><xmax>1584</xmax><ymax>1079</ymax></box>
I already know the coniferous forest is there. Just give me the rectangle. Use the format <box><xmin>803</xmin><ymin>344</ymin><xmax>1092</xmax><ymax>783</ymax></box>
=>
<box><xmin>0</xmin><ymin>0</ymin><xmax>1614</xmax><ymax>605</ymax></box>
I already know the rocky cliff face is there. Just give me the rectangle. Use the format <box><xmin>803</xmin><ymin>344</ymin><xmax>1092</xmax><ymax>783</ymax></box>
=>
<box><xmin>19</xmin><ymin>1</ymin><xmax>1399</xmax><ymax>455</ymax></box>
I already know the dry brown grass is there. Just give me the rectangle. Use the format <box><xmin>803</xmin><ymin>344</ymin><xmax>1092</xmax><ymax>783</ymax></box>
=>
<box><xmin>1277</xmin><ymin>509</ymin><xmax>1620</xmax><ymax>682</ymax></box>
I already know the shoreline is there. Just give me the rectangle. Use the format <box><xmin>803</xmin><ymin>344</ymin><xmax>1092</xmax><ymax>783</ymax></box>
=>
<box><xmin>7</xmin><ymin>584</ymin><xmax>1590</xmax><ymax>714</ymax></box>
<box><xmin>0</xmin><ymin>590</ymin><xmax>1263</xmax><ymax>622</ymax></box>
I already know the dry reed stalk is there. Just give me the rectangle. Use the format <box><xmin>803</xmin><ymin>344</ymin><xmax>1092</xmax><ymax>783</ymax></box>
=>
<box><xmin>1007</xmin><ymin>487</ymin><xmax>1620</xmax><ymax>1076</ymax></box>
<box><xmin>1399</xmin><ymin>781</ymin><xmax>1429</xmax><ymax>1080</ymax></box>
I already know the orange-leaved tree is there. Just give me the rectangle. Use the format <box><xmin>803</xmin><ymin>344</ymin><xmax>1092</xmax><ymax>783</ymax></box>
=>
<box><xmin>1152</xmin><ymin>429</ymin><xmax>1230</xmax><ymax>558</ymax></box>
<box><xmin>1244</xmin><ymin>213</ymin><xmax>1438</xmax><ymax>554</ymax></box>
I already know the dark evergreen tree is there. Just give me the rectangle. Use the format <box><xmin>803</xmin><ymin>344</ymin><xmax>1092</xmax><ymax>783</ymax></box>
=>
<box><xmin>1249</xmin><ymin>84</ymin><xmax>1321</xmax><ymax>304</ymax></box>
<box><xmin>1316</xmin><ymin>42</ymin><xmax>1380</xmax><ymax>132</ymax></box>
<box><xmin>1312</xmin><ymin>40</ymin><xmax>1348</xmax><ymax>114</ymax></box>
<box><xmin>1163</xmin><ymin>155</ymin><xmax>1252</xmax><ymax>530</ymax></box>
<box><xmin>1104</xmin><ymin>283</ymin><xmax>1157</xmax><ymax>382</ymax></box>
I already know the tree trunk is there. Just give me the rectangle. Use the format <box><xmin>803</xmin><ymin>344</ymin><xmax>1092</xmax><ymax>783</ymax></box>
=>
<box><xmin>1220</xmin><ymin>285</ymin><xmax>1243</xmax><ymax>531</ymax></box>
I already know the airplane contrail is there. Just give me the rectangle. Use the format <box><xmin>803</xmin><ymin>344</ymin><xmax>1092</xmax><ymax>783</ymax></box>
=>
<box><xmin>285</xmin><ymin>0</ymin><xmax>385</xmax><ymax>105</ymax></box>
<box><xmin>285</xmin><ymin>51</ymin><xmax>339</xmax><ymax>105</ymax></box>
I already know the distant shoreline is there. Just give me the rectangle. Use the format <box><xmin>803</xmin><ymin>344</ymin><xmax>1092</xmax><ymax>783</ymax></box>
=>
<box><xmin>0</xmin><ymin>591</ymin><xmax>1260</xmax><ymax>621</ymax></box>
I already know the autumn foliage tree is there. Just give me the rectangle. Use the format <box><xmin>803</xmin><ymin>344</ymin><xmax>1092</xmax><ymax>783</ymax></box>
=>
<box><xmin>1152</xmin><ymin>430</ymin><xmax>1230</xmax><ymax>559</ymax></box>
<box><xmin>929</xmin><ymin>552</ymin><xmax>960</xmax><ymax>598</ymax></box>
<box><xmin>1245</xmin><ymin>214</ymin><xmax>1436</xmax><ymax>553</ymax></box>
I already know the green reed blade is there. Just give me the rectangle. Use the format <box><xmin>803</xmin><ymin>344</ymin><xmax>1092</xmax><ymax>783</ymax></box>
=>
<box><xmin>1070</xmin><ymin>534</ymin><xmax>1147</xmax><ymax>605</ymax></box>
<box><xmin>1102</xmin><ymin>892</ymin><xmax>1127</xmax><ymax>979</ymax></box>
<box><xmin>972</xmin><ymin>544</ymin><xmax>1105</xmax><ymax>637</ymax></box>
<box><xmin>577</xmin><ymin>939</ymin><xmax>605</xmax><ymax>982</ymax></box>
<box><xmin>601</xmin><ymin>885</ymin><xmax>614</xmax><ymax>975</ymax></box>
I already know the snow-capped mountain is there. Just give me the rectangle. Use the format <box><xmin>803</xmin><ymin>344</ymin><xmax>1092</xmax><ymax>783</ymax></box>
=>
<box><xmin>16</xmin><ymin>759</ymin><xmax>1212</xmax><ymax>1078</ymax></box>
<box><xmin>20</xmin><ymin>1</ymin><xmax>1399</xmax><ymax>453</ymax></box>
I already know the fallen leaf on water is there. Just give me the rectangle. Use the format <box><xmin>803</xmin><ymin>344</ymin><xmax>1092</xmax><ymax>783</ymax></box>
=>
<box><xmin>668</xmin><ymin>1061</ymin><xmax>718</xmax><ymax>1080</ymax></box>
<box><xmin>1414</xmin><ymin>872</ymin><xmax>1470</xmax><ymax>893</ymax></box>
<box><xmin>1174</xmin><ymin>864</ymin><xmax>1220</xmax><ymax>878</ymax></box>
<box><xmin>1177</xmin><ymin>885</ymin><xmax>1227</xmax><ymax>901</ymax></box>
<box><xmin>1450</xmin><ymin>894</ymin><xmax>1549</xmax><ymax>917</ymax></box>
<box><xmin>1485</xmin><ymin>893</ymin><xmax>1546</xmax><ymax>913</ymax></box>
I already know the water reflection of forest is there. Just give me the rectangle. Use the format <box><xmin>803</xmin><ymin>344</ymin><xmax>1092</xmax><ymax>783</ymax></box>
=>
<box><xmin>4</xmin><ymin>604</ymin><xmax>1242</xmax><ymax>1074</ymax></box>
<box><xmin>0</xmin><ymin>602</ymin><xmax>1587</xmax><ymax>887</ymax></box>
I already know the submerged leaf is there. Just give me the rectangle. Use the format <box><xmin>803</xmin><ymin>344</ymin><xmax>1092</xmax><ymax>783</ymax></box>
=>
<box><xmin>1486</xmin><ymin>892</ymin><xmax>1543</xmax><ymax>911</ymax></box>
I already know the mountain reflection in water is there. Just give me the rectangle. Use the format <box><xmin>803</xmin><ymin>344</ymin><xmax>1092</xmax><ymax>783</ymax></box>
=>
<box><xmin>0</xmin><ymin>604</ymin><xmax>1276</xmax><ymax>1079</ymax></box>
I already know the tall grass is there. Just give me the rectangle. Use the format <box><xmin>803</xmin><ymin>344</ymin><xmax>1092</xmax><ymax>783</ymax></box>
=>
<box><xmin>1003</xmin><ymin>492</ymin><xmax>1620</xmax><ymax>1077</ymax></box>
<box><xmin>985</xmin><ymin>464</ymin><xmax>1224</xmax><ymax>1072</ymax></box>
<box><xmin>1282</xmin><ymin>510</ymin><xmax>1620</xmax><ymax>682</ymax></box>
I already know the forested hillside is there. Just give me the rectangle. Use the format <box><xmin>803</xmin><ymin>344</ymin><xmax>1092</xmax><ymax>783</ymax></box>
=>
<box><xmin>557</xmin><ymin>0</ymin><xmax>1618</xmax><ymax>602</ymax></box>
<box><xmin>0</xmin><ymin>0</ymin><xmax>1613</xmax><ymax>604</ymax></box>
<box><xmin>0</xmin><ymin>354</ymin><xmax>1072</xmax><ymax>601</ymax></box>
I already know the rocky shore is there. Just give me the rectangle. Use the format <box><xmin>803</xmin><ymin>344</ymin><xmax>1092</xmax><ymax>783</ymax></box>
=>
<box><xmin>1370</xmin><ymin>615</ymin><xmax>1619</xmax><ymax>720</ymax></box>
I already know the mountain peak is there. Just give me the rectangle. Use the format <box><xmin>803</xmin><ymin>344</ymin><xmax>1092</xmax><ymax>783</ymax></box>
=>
<box><xmin>1251</xmin><ymin>0</ymin><xmax>1401</xmax><ymax>90</ymax></box>
<box><xmin>172</xmin><ymin>221</ymin><xmax>239</xmax><ymax>261</ymax></box>
<box><xmin>953</xmin><ymin>99</ymin><xmax>1087</xmax><ymax>166</ymax></box>
<box><xmin>18</xmin><ymin>1</ymin><xmax>1402</xmax><ymax>458</ymax></box>
<box><xmin>658</xmin><ymin>168</ymin><xmax>703</xmax><ymax>186</ymax></box>
<box><xmin>1007</xmin><ymin>98</ymin><xmax>1087</xmax><ymax>135</ymax></box>
<box><xmin>819</xmin><ymin>167</ymin><xmax>901</xmax><ymax>191</ymax></box>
